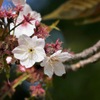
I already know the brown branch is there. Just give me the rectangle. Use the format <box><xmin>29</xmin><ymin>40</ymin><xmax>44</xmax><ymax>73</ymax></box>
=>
<box><xmin>70</xmin><ymin>52</ymin><xmax>100</xmax><ymax>70</ymax></box>
<box><xmin>66</xmin><ymin>40</ymin><xmax>100</xmax><ymax>62</ymax></box>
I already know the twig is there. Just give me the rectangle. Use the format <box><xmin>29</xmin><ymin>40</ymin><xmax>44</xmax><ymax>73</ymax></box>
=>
<box><xmin>66</xmin><ymin>40</ymin><xmax>100</xmax><ymax>62</ymax></box>
<box><xmin>8</xmin><ymin>21</ymin><xmax>23</xmax><ymax>34</ymax></box>
<box><xmin>70</xmin><ymin>52</ymin><xmax>100</xmax><ymax>70</ymax></box>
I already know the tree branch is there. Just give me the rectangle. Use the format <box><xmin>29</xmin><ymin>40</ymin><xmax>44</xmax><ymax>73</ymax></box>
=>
<box><xmin>66</xmin><ymin>40</ymin><xmax>100</xmax><ymax>62</ymax></box>
<box><xmin>70</xmin><ymin>52</ymin><xmax>100</xmax><ymax>70</ymax></box>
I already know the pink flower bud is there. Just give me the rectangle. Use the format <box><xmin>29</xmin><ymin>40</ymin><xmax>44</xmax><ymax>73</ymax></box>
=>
<box><xmin>18</xmin><ymin>65</ymin><xmax>26</xmax><ymax>72</ymax></box>
<box><xmin>30</xmin><ymin>84</ymin><xmax>45</xmax><ymax>97</ymax></box>
<box><xmin>35</xmin><ymin>20</ymin><xmax>40</xmax><ymax>26</ymax></box>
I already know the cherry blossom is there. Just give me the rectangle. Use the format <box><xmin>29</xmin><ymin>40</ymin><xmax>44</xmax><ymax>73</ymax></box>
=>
<box><xmin>12</xmin><ymin>35</ymin><xmax>46</xmax><ymax>68</ymax></box>
<box><xmin>10</xmin><ymin>1</ymin><xmax>41</xmax><ymax>38</ymax></box>
<box><xmin>41</xmin><ymin>50</ymin><xmax>72</xmax><ymax>78</ymax></box>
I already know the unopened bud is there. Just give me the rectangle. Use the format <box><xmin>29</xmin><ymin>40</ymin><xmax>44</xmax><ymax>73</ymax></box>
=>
<box><xmin>6</xmin><ymin>56</ymin><xmax>12</xmax><ymax>64</ymax></box>
<box><xmin>18</xmin><ymin>65</ymin><xmax>26</xmax><ymax>72</ymax></box>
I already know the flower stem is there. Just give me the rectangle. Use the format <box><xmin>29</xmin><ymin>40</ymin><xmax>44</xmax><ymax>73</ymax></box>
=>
<box><xmin>0</xmin><ymin>73</ymin><xmax>30</xmax><ymax>100</ymax></box>
<box><xmin>9</xmin><ymin>21</ymin><xmax>23</xmax><ymax>34</ymax></box>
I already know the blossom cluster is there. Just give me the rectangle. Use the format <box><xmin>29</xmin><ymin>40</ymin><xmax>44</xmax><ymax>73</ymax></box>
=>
<box><xmin>0</xmin><ymin>0</ymin><xmax>72</xmax><ymax>98</ymax></box>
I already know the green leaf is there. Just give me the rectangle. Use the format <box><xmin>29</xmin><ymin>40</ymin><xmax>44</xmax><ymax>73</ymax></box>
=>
<box><xmin>49</xmin><ymin>20</ymin><xmax>60</xmax><ymax>31</ymax></box>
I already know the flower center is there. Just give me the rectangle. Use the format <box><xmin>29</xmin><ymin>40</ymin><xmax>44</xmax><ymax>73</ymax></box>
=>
<box><xmin>51</xmin><ymin>57</ymin><xmax>59</xmax><ymax>62</ymax></box>
<box><xmin>49</xmin><ymin>57</ymin><xmax>59</xmax><ymax>65</ymax></box>
<box><xmin>29</xmin><ymin>48</ymin><xmax>33</xmax><ymax>53</ymax></box>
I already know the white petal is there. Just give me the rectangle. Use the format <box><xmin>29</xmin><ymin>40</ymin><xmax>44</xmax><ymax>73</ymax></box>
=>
<box><xmin>31</xmin><ymin>36</ymin><xmax>41</xmax><ymax>47</ymax></box>
<box><xmin>20</xmin><ymin>53</ymin><xmax>35</xmax><ymax>68</ymax></box>
<box><xmin>35</xmin><ymin>38</ymin><xmax>45</xmax><ymax>48</ymax></box>
<box><xmin>30</xmin><ymin>11</ymin><xmax>41</xmax><ymax>22</ymax></box>
<box><xmin>12</xmin><ymin>45</ymin><xmax>28</xmax><ymax>60</ymax></box>
<box><xmin>44</xmin><ymin>65</ymin><xmax>53</xmax><ymax>78</ymax></box>
<box><xmin>20</xmin><ymin>4</ymin><xmax>32</xmax><ymax>16</ymax></box>
<box><xmin>51</xmin><ymin>50</ymin><xmax>62</xmax><ymax>58</ymax></box>
<box><xmin>57</xmin><ymin>52</ymin><xmax>72</xmax><ymax>62</ymax></box>
<box><xmin>14</xmin><ymin>23</ymin><xmax>34</xmax><ymax>38</ymax></box>
<box><xmin>40</xmin><ymin>56</ymin><xmax>49</xmax><ymax>67</ymax></box>
<box><xmin>41</xmin><ymin>57</ymin><xmax>53</xmax><ymax>78</ymax></box>
<box><xmin>18</xmin><ymin>35</ymin><xmax>33</xmax><ymax>47</ymax></box>
<box><xmin>12</xmin><ymin>0</ymin><xmax>26</xmax><ymax>5</ymax></box>
<box><xmin>54</xmin><ymin>62</ymin><xmax>66</xmax><ymax>76</ymax></box>
<box><xmin>35</xmin><ymin>48</ymin><xmax>46</xmax><ymax>62</ymax></box>
<box><xmin>18</xmin><ymin>34</ymin><xmax>31</xmax><ymax>45</ymax></box>
<box><xmin>32</xmin><ymin>36</ymin><xmax>38</xmax><ymax>42</ymax></box>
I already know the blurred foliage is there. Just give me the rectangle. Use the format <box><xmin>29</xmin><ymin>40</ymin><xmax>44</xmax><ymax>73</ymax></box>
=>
<box><xmin>43</xmin><ymin>0</ymin><xmax>100</xmax><ymax>24</ymax></box>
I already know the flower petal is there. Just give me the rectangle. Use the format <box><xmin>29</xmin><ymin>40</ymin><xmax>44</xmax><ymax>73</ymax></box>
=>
<box><xmin>44</xmin><ymin>65</ymin><xmax>53</xmax><ymax>78</ymax></box>
<box><xmin>16</xmin><ymin>4</ymin><xmax>32</xmax><ymax>24</ymax></box>
<box><xmin>30</xmin><ymin>11</ymin><xmax>41</xmax><ymax>22</ymax></box>
<box><xmin>18</xmin><ymin>35</ymin><xmax>33</xmax><ymax>46</ymax></box>
<box><xmin>14</xmin><ymin>22</ymin><xmax>34</xmax><ymax>38</ymax></box>
<box><xmin>54</xmin><ymin>62</ymin><xmax>66</xmax><ymax>76</ymax></box>
<box><xmin>29</xmin><ymin>36</ymin><xmax>45</xmax><ymax>48</ymax></box>
<box><xmin>41</xmin><ymin>58</ymin><xmax>53</xmax><ymax>78</ymax></box>
<box><xmin>51</xmin><ymin>50</ymin><xmax>62</xmax><ymax>58</ymax></box>
<box><xmin>36</xmin><ymin>38</ymin><xmax>45</xmax><ymax>48</ymax></box>
<box><xmin>57</xmin><ymin>52</ymin><xmax>72</xmax><ymax>62</ymax></box>
<box><xmin>20</xmin><ymin>53</ymin><xmax>35</xmax><ymax>68</ymax></box>
<box><xmin>12</xmin><ymin>45</ymin><xmax>28</xmax><ymax>60</ymax></box>
<box><xmin>35</xmin><ymin>47</ymin><xmax>46</xmax><ymax>62</ymax></box>
<box><xmin>20</xmin><ymin>4</ymin><xmax>32</xmax><ymax>15</ymax></box>
<box><xmin>40</xmin><ymin>57</ymin><xmax>48</xmax><ymax>67</ymax></box>
<box><xmin>12</xmin><ymin>0</ymin><xmax>26</xmax><ymax>5</ymax></box>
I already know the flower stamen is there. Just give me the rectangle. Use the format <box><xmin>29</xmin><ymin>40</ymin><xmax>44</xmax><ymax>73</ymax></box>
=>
<box><xmin>29</xmin><ymin>48</ymin><xmax>33</xmax><ymax>53</ymax></box>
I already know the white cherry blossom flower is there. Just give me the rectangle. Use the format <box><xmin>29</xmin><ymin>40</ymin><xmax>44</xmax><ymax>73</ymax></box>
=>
<box><xmin>12</xmin><ymin>0</ymin><xmax>26</xmax><ymax>5</ymax></box>
<box><xmin>41</xmin><ymin>50</ymin><xmax>72</xmax><ymax>78</ymax></box>
<box><xmin>12</xmin><ymin>35</ymin><xmax>46</xmax><ymax>68</ymax></box>
<box><xmin>10</xmin><ymin>2</ymin><xmax>41</xmax><ymax>38</ymax></box>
